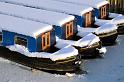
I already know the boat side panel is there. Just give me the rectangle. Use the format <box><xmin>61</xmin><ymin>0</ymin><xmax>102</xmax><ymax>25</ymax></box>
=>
<box><xmin>2</xmin><ymin>30</ymin><xmax>37</xmax><ymax>52</ymax></box>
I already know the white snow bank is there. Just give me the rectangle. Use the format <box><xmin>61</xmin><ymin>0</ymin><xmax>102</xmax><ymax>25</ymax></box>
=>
<box><xmin>0</xmin><ymin>14</ymin><xmax>53</xmax><ymax>38</ymax></box>
<box><xmin>112</xmin><ymin>15</ymin><xmax>124</xmax><ymax>25</ymax></box>
<box><xmin>52</xmin><ymin>0</ymin><xmax>109</xmax><ymax>8</ymax></box>
<box><xmin>56</xmin><ymin>33</ymin><xmax>100</xmax><ymax>48</ymax></box>
<box><xmin>109</xmin><ymin>13</ymin><xmax>122</xmax><ymax>18</ymax></box>
<box><xmin>95</xmin><ymin>23</ymin><xmax>117</xmax><ymax>34</ymax></box>
<box><xmin>6</xmin><ymin>44</ymin><xmax>78</xmax><ymax>61</ymax></box>
<box><xmin>0</xmin><ymin>2</ymin><xmax>74</xmax><ymax>26</ymax></box>
<box><xmin>0</xmin><ymin>0</ymin><xmax>93</xmax><ymax>16</ymax></box>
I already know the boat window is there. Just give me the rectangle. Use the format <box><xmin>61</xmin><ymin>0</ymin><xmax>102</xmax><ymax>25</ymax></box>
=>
<box><xmin>14</xmin><ymin>36</ymin><xmax>27</xmax><ymax>47</ymax></box>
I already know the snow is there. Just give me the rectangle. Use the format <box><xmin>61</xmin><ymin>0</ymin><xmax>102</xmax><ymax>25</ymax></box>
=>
<box><xmin>0</xmin><ymin>2</ymin><xmax>75</xmax><ymax>26</ymax></box>
<box><xmin>95</xmin><ymin>14</ymin><xmax>124</xmax><ymax>26</ymax></box>
<box><xmin>0</xmin><ymin>14</ymin><xmax>53</xmax><ymax>38</ymax></box>
<box><xmin>112</xmin><ymin>15</ymin><xmax>124</xmax><ymax>25</ymax></box>
<box><xmin>95</xmin><ymin>18</ymin><xmax>111</xmax><ymax>26</ymax></box>
<box><xmin>109</xmin><ymin>13</ymin><xmax>122</xmax><ymax>18</ymax></box>
<box><xmin>77</xmin><ymin>23</ymin><xmax>117</xmax><ymax>36</ymax></box>
<box><xmin>98</xmin><ymin>47</ymin><xmax>107</xmax><ymax>54</ymax></box>
<box><xmin>95</xmin><ymin>23</ymin><xmax>117</xmax><ymax>34</ymax></box>
<box><xmin>0</xmin><ymin>0</ymin><xmax>93</xmax><ymax>16</ymax></box>
<box><xmin>56</xmin><ymin>33</ymin><xmax>100</xmax><ymax>48</ymax></box>
<box><xmin>6</xmin><ymin>44</ymin><xmax>78</xmax><ymax>61</ymax></box>
<box><xmin>51</xmin><ymin>0</ymin><xmax>109</xmax><ymax>8</ymax></box>
<box><xmin>74</xmin><ymin>33</ymin><xmax>100</xmax><ymax>47</ymax></box>
<box><xmin>77</xmin><ymin>26</ymin><xmax>97</xmax><ymax>37</ymax></box>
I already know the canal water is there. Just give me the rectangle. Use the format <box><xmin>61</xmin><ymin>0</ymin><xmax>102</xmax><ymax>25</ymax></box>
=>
<box><xmin>0</xmin><ymin>35</ymin><xmax>124</xmax><ymax>82</ymax></box>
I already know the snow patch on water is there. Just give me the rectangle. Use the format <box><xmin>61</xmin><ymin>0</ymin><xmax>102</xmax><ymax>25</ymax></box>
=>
<box><xmin>0</xmin><ymin>57</ymin><xmax>11</xmax><ymax>63</ymax></box>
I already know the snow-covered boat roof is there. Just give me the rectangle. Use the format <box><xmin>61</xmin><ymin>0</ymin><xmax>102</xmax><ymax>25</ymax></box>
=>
<box><xmin>0</xmin><ymin>2</ymin><xmax>74</xmax><ymax>26</ymax></box>
<box><xmin>7</xmin><ymin>44</ymin><xmax>78</xmax><ymax>61</ymax></box>
<box><xmin>55</xmin><ymin>33</ymin><xmax>100</xmax><ymax>48</ymax></box>
<box><xmin>0</xmin><ymin>14</ymin><xmax>53</xmax><ymax>38</ymax></box>
<box><xmin>0</xmin><ymin>0</ymin><xmax>93</xmax><ymax>16</ymax></box>
<box><xmin>52</xmin><ymin>0</ymin><xmax>109</xmax><ymax>8</ymax></box>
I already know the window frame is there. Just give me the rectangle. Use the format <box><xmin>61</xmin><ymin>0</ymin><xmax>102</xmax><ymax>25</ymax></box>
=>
<box><xmin>14</xmin><ymin>35</ymin><xmax>28</xmax><ymax>47</ymax></box>
<box><xmin>41</xmin><ymin>31</ymin><xmax>50</xmax><ymax>51</ymax></box>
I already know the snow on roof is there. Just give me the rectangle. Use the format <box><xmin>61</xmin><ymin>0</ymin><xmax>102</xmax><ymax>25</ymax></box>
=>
<box><xmin>7</xmin><ymin>44</ymin><xmax>78</xmax><ymax>61</ymax></box>
<box><xmin>0</xmin><ymin>2</ymin><xmax>74</xmax><ymax>26</ymax></box>
<box><xmin>0</xmin><ymin>14</ymin><xmax>53</xmax><ymax>38</ymax></box>
<box><xmin>52</xmin><ymin>0</ymin><xmax>109</xmax><ymax>8</ymax></box>
<box><xmin>0</xmin><ymin>0</ymin><xmax>93</xmax><ymax>16</ymax></box>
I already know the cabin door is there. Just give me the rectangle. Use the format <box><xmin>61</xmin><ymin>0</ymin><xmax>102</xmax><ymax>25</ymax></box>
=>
<box><xmin>41</xmin><ymin>32</ymin><xmax>50</xmax><ymax>51</ymax></box>
<box><xmin>85</xmin><ymin>12</ymin><xmax>92</xmax><ymax>27</ymax></box>
<box><xmin>65</xmin><ymin>21</ymin><xmax>73</xmax><ymax>39</ymax></box>
<box><xmin>100</xmin><ymin>5</ymin><xmax>106</xmax><ymax>19</ymax></box>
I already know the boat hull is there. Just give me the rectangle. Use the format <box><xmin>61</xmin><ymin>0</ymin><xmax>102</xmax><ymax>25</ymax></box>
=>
<box><xmin>0</xmin><ymin>46</ymin><xmax>81</xmax><ymax>72</ymax></box>
<box><xmin>117</xmin><ymin>23</ymin><xmax>124</xmax><ymax>34</ymax></box>
<box><xmin>97</xmin><ymin>30</ymin><xmax>118</xmax><ymax>46</ymax></box>
<box><xmin>74</xmin><ymin>41</ymin><xmax>102</xmax><ymax>58</ymax></box>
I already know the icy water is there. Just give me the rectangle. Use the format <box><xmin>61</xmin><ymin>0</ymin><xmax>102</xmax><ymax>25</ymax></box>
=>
<box><xmin>0</xmin><ymin>35</ymin><xmax>124</xmax><ymax>82</ymax></box>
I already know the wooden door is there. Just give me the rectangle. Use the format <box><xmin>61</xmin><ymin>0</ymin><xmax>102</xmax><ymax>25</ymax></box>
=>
<box><xmin>85</xmin><ymin>12</ymin><xmax>92</xmax><ymax>27</ymax></box>
<box><xmin>41</xmin><ymin>32</ymin><xmax>50</xmax><ymax>51</ymax></box>
<box><xmin>65</xmin><ymin>21</ymin><xmax>73</xmax><ymax>39</ymax></box>
<box><xmin>100</xmin><ymin>5</ymin><xmax>107</xmax><ymax>19</ymax></box>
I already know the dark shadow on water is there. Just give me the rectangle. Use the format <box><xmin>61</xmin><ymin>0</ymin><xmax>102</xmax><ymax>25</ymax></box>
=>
<box><xmin>102</xmin><ymin>41</ymin><xmax>118</xmax><ymax>47</ymax></box>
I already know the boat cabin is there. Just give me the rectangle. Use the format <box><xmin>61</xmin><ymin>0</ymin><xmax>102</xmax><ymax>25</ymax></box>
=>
<box><xmin>51</xmin><ymin>0</ymin><xmax>109</xmax><ymax>21</ymax></box>
<box><xmin>0</xmin><ymin>0</ymin><xmax>93</xmax><ymax>28</ymax></box>
<box><xmin>0</xmin><ymin>2</ymin><xmax>77</xmax><ymax>40</ymax></box>
<box><xmin>0</xmin><ymin>14</ymin><xmax>55</xmax><ymax>52</ymax></box>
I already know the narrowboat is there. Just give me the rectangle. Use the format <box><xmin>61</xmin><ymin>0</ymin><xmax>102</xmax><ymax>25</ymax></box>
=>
<box><xmin>0</xmin><ymin>2</ymin><xmax>105</xmax><ymax>57</ymax></box>
<box><xmin>0</xmin><ymin>0</ymin><xmax>118</xmax><ymax>45</ymax></box>
<box><xmin>53</xmin><ymin>0</ymin><xmax>124</xmax><ymax>34</ymax></box>
<box><xmin>0</xmin><ymin>14</ymin><xmax>81</xmax><ymax>72</ymax></box>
